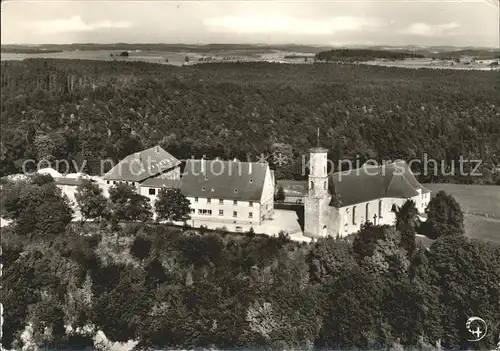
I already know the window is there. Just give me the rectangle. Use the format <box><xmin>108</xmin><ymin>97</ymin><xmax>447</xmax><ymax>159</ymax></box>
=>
<box><xmin>233</xmin><ymin>211</ymin><xmax>237</xmax><ymax>218</ymax></box>
<box><xmin>352</xmin><ymin>206</ymin><xmax>357</xmax><ymax>225</ymax></box>
<box><xmin>149</xmin><ymin>188</ymin><xmax>156</xmax><ymax>195</ymax></box>
<box><xmin>219</xmin><ymin>210</ymin><xmax>224</xmax><ymax>216</ymax></box>
<box><xmin>198</xmin><ymin>209</ymin><xmax>202</xmax><ymax>215</ymax></box>
<box><xmin>391</xmin><ymin>204</ymin><xmax>397</xmax><ymax>212</ymax></box>
<box><xmin>324</xmin><ymin>181</ymin><xmax>327</xmax><ymax>190</ymax></box>
<box><xmin>233</xmin><ymin>200</ymin><xmax>238</xmax><ymax>205</ymax></box>
<box><xmin>194</xmin><ymin>197</ymin><xmax>199</xmax><ymax>203</ymax></box>
<box><xmin>219</xmin><ymin>199</ymin><xmax>223</xmax><ymax>204</ymax></box>
<box><xmin>310</xmin><ymin>181</ymin><xmax>314</xmax><ymax>190</ymax></box>
<box><xmin>249</xmin><ymin>201</ymin><xmax>253</xmax><ymax>207</ymax></box>
<box><xmin>249</xmin><ymin>212</ymin><xmax>253</xmax><ymax>218</ymax></box>
<box><xmin>113</xmin><ymin>181</ymin><xmax>116</xmax><ymax>184</ymax></box>
<box><xmin>190</xmin><ymin>208</ymin><xmax>195</xmax><ymax>214</ymax></box>
<box><xmin>107</xmin><ymin>181</ymin><xmax>110</xmax><ymax>185</ymax></box>
<box><xmin>378</xmin><ymin>200</ymin><xmax>383</xmax><ymax>218</ymax></box>
<box><xmin>208</xmin><ymin>209</ymin><xmax>212</xmax><ymax>215</ymax></box>
<box><xmin>207</xmin><ymin>198</ymin><xmax>211</xmax><ymax>204</ymax></box>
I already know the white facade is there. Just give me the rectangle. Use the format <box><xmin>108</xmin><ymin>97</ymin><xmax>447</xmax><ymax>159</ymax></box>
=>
<box><xmin>187</xmin><ymin>197</ymin><xmax>262</xmax><ymax>226</ymax></box>
<box><xmin>336</xmin><ymin>191</ymin><xmax>431</xmax><ymax>237</ymax></box>
<box><xmin>186</xmin><ymin>165</ymin><xmax>275</xmax><ymax>227</ymax></box>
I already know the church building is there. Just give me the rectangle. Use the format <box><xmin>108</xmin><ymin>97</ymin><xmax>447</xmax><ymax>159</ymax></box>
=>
<box><xmin>304</xmin><ymin>147</ymin><xmax>431</xmax><ymax>239</ymax></box>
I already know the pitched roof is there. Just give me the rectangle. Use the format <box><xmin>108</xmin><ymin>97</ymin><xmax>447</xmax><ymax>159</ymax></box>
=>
<box><xmin>140</xmin><ymin>178</ymin><xmax>181</xmax><ymax>188</ymax></box>
<box><xmin>54</xmin><ymin>177</ymin><xmax>85</xmax><ymax>186</ymax></box>
<box><xmin>276</xmin><ymin>180</ymin><xmax>308</xmax><ymax>197</ymax></box>
<box><xmin>329</xmin><ymin>161</ymin><xmax>430</xmax><ymax>207</ymax></box>
<box><xmin>180</xmin><ymin>160</ymin><xmax>268</xmax><ymax>201</ymax></box>
<box><xmin>103</xmin><ymin>146</ymin><xmax>180</xmax><ymax>182</ymax></box>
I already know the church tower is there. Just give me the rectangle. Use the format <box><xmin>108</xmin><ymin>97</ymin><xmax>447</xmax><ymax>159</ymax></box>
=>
<box><xmin>304</xmin><ymin>147</ymin><xmax>330</xmax><ymax>239</ymax></box>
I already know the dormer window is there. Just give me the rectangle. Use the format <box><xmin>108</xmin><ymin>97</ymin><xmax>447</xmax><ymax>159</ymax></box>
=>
<box><xmin>249</xmin><ymin>179</ymin><xmax>253</xmax><ymax>183</ymax></box>
<box><xmin>202</xmin><ymin>186</ymin><xmax>206</xmax><ymax>191</ymax></box>
<box><xmin>204</xmin><ymin>176</ymin><xmax>208</xmax><ymax>181</ymax></box>
<box><xmin>234</xmin><ymin>188</ymin><xmax>238</xmax><ymax>193</ymax></box>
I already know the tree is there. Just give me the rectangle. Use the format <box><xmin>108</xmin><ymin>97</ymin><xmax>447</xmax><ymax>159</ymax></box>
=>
<box><xmin>425</xmin><ymin>191</ymin><xmax>464</xmax><ymax>239</ymax></box>
<box><xmin>274</xmin><ymin>185</ymin><xmax>285</xmax><ymax>203</ymax></box>
<box><xmin>155</xmin><ymin>188</ymin><xmax>191</xmax><ymax>223</ymax></box>
<box><xmin>109</xmin><ymin>183</ymin><xmax>152</xmax><ymax>222</ymax></box>
<box><xmin>2</xmin><ymin>176</ymin><xmax>73</xmax><ymax>238</ymax></box>
<box><xmin>395</xmin><ymin>200</ymin><xmax>418</xmax><ymax>258</ymax></box>
<box><xmin>130</xmin><ymin>236</ymin><xmax>152</xmax><ymax>261</ymax></box>
<box><xmin>75</xmin><ymin>179</ymin><xmax>108</xmax><ymax>221</ymax></box>
<box><xmin>421</xmin><ymin>235</ymin><xmax>500</xmax><ymax>349</ymax></box>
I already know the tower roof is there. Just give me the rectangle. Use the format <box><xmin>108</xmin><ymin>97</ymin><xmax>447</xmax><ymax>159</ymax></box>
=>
<box><xmin>309</xmin><ymin>147</ymin><xmax>328</xmax><ymax>153</ymax></box>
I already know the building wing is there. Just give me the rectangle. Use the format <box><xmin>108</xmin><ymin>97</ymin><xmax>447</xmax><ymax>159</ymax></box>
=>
<box><xmin>102</xmin><ymin>146</ymin><xmax>180</xmax><ymax>182</ymax></box>
<box><xmin>180</xmin><ymin>160</ymin><xmax>268</xmax><ymax>201</ymax></box>
<box><xmin>329</xmin><ymin>161</ymin><xmax>427</xmax><ymax>207</ymax></box>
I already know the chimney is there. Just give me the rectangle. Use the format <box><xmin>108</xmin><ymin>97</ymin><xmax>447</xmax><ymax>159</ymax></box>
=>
<box><xmin>248</xmin><ymin>162</ymin><xmax>252</xmax><ymax>175</ymax></box>
<box><xmin>201</xmin><ymin>157</ymin><xmax>205</xmax><ymax>174</ymax></box>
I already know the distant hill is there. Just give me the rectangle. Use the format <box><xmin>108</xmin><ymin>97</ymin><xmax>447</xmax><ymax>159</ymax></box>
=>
<box><xmin>2</xmin><ymin>43</ymin><xmax>498</xmax><ymax>59</ymax></box>
<box><xmin>0</xmin><ymin>43</ymin><xmax>333</xmax><ymax>54</ymax></box>
<box><xmin>433</xmin><ymin>49</ymin><xmax>500</xmax><ymax>60</ymax></box>
<box><xmin>315</xmin><ymin>49</ymin><xmax>424</xmax><ymax>62</ymax></box>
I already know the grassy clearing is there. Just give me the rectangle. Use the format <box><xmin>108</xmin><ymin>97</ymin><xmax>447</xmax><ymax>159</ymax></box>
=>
<box><xmin>424</xmin><ymin>184</ymin><xmax>500</xmax><ymax>243</ymax></box>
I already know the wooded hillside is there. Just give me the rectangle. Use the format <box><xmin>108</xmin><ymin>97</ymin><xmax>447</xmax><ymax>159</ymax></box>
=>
<box><xmin>1</xmin><ymin>59</ymin><xmax>499</xmax><ymax>184</ymax></box>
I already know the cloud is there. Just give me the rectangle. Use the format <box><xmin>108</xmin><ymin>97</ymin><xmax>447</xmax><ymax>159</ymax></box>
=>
<box><xmin>399</xmin><ymin>22</ymin><xmax>460</xmax><ymax>37</ymax></box>
<box><xmin>27</xmin><ymin>16</ymin><xmax>133</xmax><ymax>34</ymax></box>
<box><xmin>204</xmin><ymin>16</ymin><xmax>383</xmax><ymax>35</ymax></box>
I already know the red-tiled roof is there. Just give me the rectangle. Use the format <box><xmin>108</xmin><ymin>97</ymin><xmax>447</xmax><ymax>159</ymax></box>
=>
<box><xmin>329</xmin><ymin>161</ymin><xmax>430</xmax><ymax>207</ymax></box>
<box><xmin>180</xmin><ymin>160</ymin><xmax>268</xmax><ymax>201</ymax></box>
<box><xmin>103</xmin><ymin>146</ymin><xmax>180</xmax><ymax>182</ymax></box>
<box><xmin>140</xmin><ymin>178</ymin><xmax>181</xmax><ymax>188</ymax></box>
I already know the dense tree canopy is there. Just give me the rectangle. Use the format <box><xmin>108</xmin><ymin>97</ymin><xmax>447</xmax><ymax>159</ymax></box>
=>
<box><xmin>108</xmin><ymin>183</ymin><xmax>152</xmax><ymax>222</ymax></box>
<box><xmin>2</xmin><ymin>174</ymin><xmax>73</xmax><ymax>238</ymax></box>
<box><xmin>1</xmin><ymin>59</ymin><xmax>499</xmax><ymax>185</ymax></box>
<box><xmin>155</xmin><ymin>188</ymin><xmax>191</xmax><ymax>223</ymax></box>
<box><xmin>75</xmin><ymin>179</ymin><xmax>109</xmax><ymax>221</ymax></box>
<box><xmin>425</xmin><ymin>190</ymin><xmax>465</xmax><ymax>239</ymax></box>
<box><xmin>3</xmin><ymin>221</ymin><xmax>499</xmax><ymax>350</ymax></box>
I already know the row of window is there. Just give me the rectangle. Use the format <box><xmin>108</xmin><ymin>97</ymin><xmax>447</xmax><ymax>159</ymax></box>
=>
<box><xmin>191</xmin><ymin>208</ymin><xmax>253</xmax><ymax>218</ymax></box>
<box><xmin>107</xmin><ymin>180</ymin><xmax>136</xmax><ymax>186</ymax></box>
<box><xmin>193</xmin><ymin>198</ymin><xmax>253</xmax><ymax>206</ymax></box>
<box><xmin>347</xmin><ymin>200</ymin><xmax>387</xmax><ymax>226</ymax></box>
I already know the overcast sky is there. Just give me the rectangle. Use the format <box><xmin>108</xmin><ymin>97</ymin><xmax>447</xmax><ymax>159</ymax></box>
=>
<box><xmin>1</xmin><ymin>0</ymin><xmax>498</xmax><ymax>47</ymax></box>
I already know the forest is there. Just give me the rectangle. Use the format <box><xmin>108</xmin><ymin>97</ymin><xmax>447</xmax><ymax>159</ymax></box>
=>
<box><xmin>2</xmin><ymin>206</ymin><xmax>500</xmax><ymax>350</ymax></box>
<box><xmin>1</xmin><ymin>59</ymin><xmax>499</xmax><ymax>185</ymax></box>
<box><xmin>315</xmin><ymin>49</ymin><xmax>425</xmax><ymax>61</ymax></box>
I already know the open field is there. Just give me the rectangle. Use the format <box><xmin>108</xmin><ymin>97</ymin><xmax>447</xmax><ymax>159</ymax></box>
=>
<box><xmin>2</xmin><ymin>48</ymin><xmax>497</xmax><ymax>70</ymax></box>
<box><xmin>424</xmin><ymin>183</ymin><xmax>500</xmax><ymax>243</ymax></box>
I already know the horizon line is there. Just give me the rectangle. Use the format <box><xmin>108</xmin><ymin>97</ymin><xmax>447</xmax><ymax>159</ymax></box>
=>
<box><xmin>1</xmin><ymin>42</ymin><xmax>499</xmax><ymax>50</ymax></box>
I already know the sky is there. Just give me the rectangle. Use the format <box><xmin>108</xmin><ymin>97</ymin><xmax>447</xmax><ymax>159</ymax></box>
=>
<box><xmin>1</xmin><ymin>0</ymin><xmax>499</xmax><ymax>47</ymax></box>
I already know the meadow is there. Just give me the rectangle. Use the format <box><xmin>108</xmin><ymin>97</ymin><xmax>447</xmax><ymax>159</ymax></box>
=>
<box><xmin>424</xmin><ymin>184</ymin><xmax>500</xmax><ymax>243</ymax></box>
